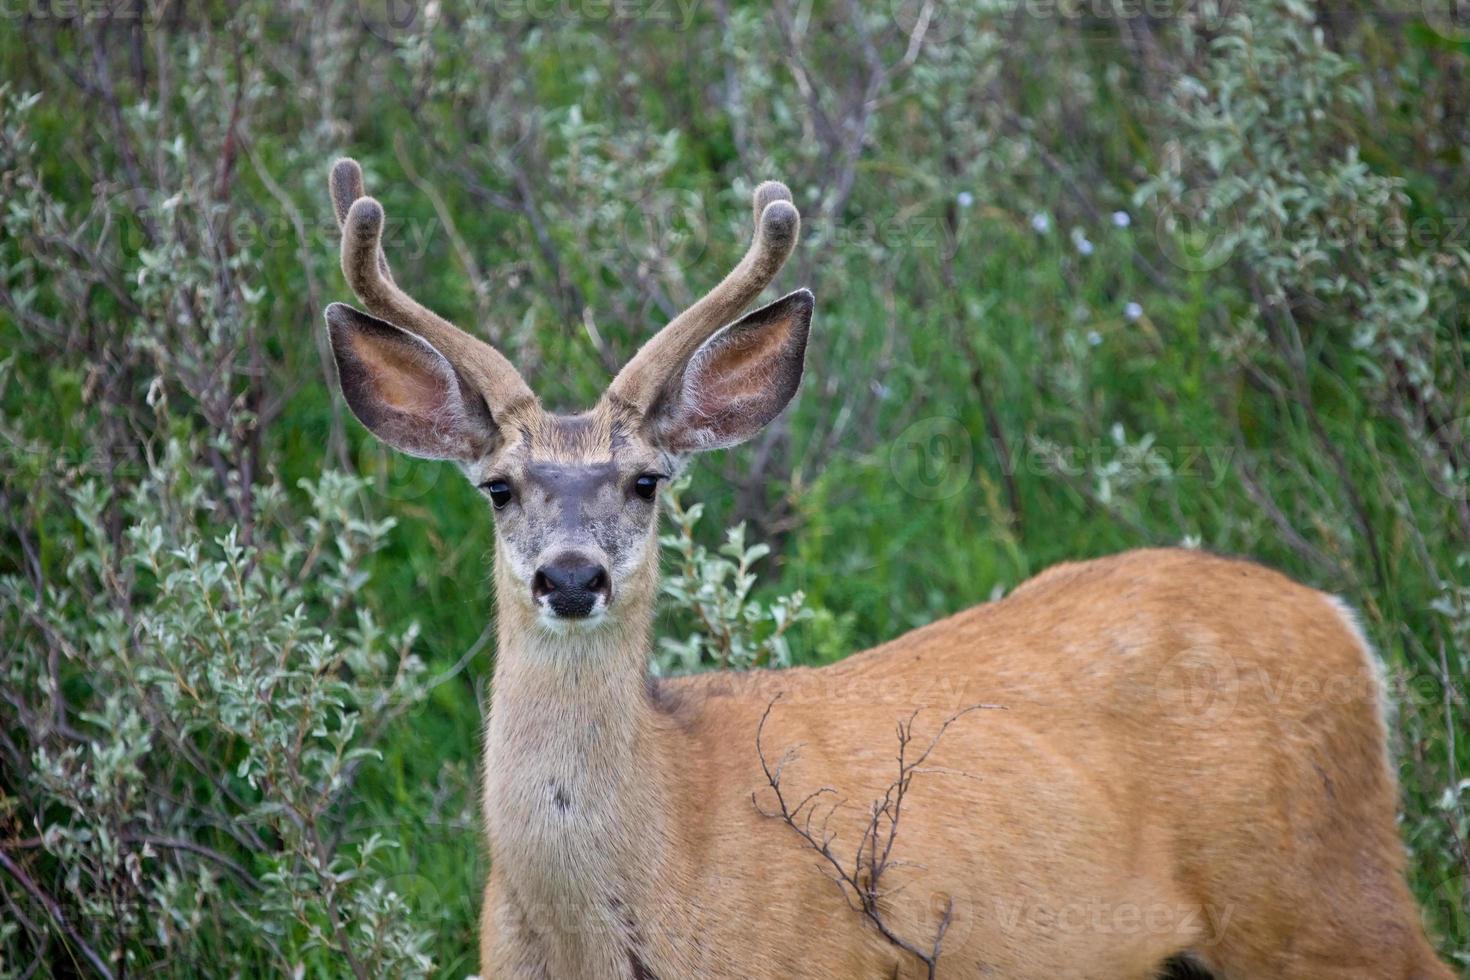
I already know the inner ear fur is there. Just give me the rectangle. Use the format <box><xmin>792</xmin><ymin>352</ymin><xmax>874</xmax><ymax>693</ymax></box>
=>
<box><xmin>326</xmin><ymin>302</ymin><xmax>497</xmax><ymax>461</ymax></box>
<box><xmin>646</xmin><ymin>289</ymin><xmax>813</xmax><ymax>454</ymax></box>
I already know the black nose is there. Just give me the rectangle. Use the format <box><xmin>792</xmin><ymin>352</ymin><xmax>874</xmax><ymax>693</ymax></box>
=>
<box><xmin>532</xmin><ymin>555</ymin><xmax>610</xmax><ymax>618</ymax></box>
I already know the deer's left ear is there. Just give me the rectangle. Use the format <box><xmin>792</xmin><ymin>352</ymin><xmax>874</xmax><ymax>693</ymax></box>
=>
<box><xmin>645</xmin><ymin>289</ymin><xmax>813</xmax><ymax>454</ymax></box>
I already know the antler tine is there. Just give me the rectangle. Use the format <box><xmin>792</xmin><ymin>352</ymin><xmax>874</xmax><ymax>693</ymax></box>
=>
<box><xmin>608</xmin><ymin>180</ymin><xmax>801</xmax><ymax>411</ymax></box>
<box><xmin>328</xmin><ymin>157</ymin><xmax>534</xmax><ymax>411</ymax></box>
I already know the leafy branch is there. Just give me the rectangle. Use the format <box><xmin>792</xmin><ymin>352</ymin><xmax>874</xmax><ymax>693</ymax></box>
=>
<box><xmin>657</xmin><ymin>476</ymin><xmax>810</xmax><ymax>672</ymax></box>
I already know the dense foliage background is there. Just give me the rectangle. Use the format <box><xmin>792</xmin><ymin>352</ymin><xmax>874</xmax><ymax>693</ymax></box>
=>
<box><xmin>1</xmin><ymin>0</ymin><xmax>1467</xmax><ymax>975</ymax></box>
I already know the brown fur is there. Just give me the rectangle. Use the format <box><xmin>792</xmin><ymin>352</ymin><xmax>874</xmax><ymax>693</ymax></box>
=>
<box><xmin>478</xmin><ymin>548</ymin><xmax>1452</xmax><ymax>979</ymax></box>
<box><xmin>319</xmin><ymin>161</ymin><xmax>1452</xmax><ymax>979</ymax></box>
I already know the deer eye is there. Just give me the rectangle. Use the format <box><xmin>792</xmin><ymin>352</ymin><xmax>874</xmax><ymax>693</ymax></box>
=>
<box><xmin>481</xmin><ymin>479</ymin><xmax>514</xmax><ymax>509</ymax></box>
<box><xmin>632</xmin><ymin>473</ymin><xmax>662</xmax><ymax>502</ymax></box>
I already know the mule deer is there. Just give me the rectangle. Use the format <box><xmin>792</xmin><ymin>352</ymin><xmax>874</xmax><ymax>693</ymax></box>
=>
<box><xmin>322</xmin><ymin>158</ymin><xmax>1453</xmax><ymax>979</ymax></box>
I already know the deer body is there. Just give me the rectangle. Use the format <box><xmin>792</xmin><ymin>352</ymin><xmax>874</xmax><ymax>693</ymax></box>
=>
<box><xmin>318</xmin><ymin>160</ymin><xmax>1453</xmax><ymax>979</ymax></box>
<box><xmin>479</xmin><ymin>547</ymin><xmax>1445</xmax><ymax>979</ymax></box>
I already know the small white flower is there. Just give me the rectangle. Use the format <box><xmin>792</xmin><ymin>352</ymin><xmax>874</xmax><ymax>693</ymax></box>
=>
<box><xmin>957</xmin><ymin>191</ymin><xmax>975</xmax><ymax>208</ymax></box>
<box><xmin>1074</xmin><ymin>235</ymin><xmax>1094</xmax><ymax>256</ymax></box>
<box><xmin>1030</xmin><ymin>213</ymin><xmax>1050</xmax><ymax>233</ymax></box>
<box><xmin>1111</xmin><ymin>210</ymin><xmax>1131</xmax><ymax>228</ymax></box>
<box><xmin>1124</xmin><ymin>301</ymin><xmax>1143</xmax><ymax>321</ymax></box>
<box><xmin>1087</xmin><ymin>330</ymin><xmax>1102</xmax><ymax>347</ymax></box>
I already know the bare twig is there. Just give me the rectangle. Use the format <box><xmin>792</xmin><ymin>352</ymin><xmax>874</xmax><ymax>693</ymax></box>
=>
<box><xmin>752</xmin><ymin>695</ymin><xmax>1002</xmax><ymax>979</ymax></box>
<box><xmin>0</xmin><ymin>849</ymin><xmax>116</xmax><ymax>980</ymax></box>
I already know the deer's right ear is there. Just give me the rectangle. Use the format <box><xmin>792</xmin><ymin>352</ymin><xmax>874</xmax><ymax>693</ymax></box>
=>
<box><xmin>326</xmin><ymin>302</ymin><xmax>498</xmax><ymax>461</ymax></box>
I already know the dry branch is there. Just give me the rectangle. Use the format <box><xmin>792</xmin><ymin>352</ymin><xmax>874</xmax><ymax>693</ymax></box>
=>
<box><xmin>753</xmin><ymin>695</ymin><xmax>1002</xmax><ymax>979</ymax></box>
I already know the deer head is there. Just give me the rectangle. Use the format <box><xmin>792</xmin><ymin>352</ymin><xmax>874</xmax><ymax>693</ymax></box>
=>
<box><xmin>324</xmin><ymin>159</ymin><xmax>809</xmax><ymax>631</ymax></box>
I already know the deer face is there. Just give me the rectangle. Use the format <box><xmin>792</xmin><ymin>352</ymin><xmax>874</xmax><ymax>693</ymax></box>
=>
<box><xmin>321</xmin><ymin>159</ymin><xmax>809</xmax><ymax>630</ymax></box>
<box><xmin>467</xmin><ymin>405</ymin><xmax>670</xmax><ymax>626</ymax></box>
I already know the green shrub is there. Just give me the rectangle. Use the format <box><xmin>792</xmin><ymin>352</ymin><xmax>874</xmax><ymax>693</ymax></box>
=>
<box><xmin>1</xmin><ymin>1</ymin><xmax>1466</xmax><ymax>973</ymax></box>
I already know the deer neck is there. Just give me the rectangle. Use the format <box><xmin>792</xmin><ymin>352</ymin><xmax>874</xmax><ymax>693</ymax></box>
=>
<box><xmin>482</xmin><ymin>558</ymin><xmax>673</xmax><ymax>930</ymax></box>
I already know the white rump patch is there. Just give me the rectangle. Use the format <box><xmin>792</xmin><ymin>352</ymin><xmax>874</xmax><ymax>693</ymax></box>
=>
<box><xmin>1323</xmin><ymin>594</ymin><xmax>1395</xmax><ymax>739</ymax></box>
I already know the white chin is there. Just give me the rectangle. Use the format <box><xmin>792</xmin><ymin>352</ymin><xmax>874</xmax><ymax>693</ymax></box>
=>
<box><xmin>536</xmin><ymin>606</ymin><xmax>608</xmax><ymax>633</ymax></box>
